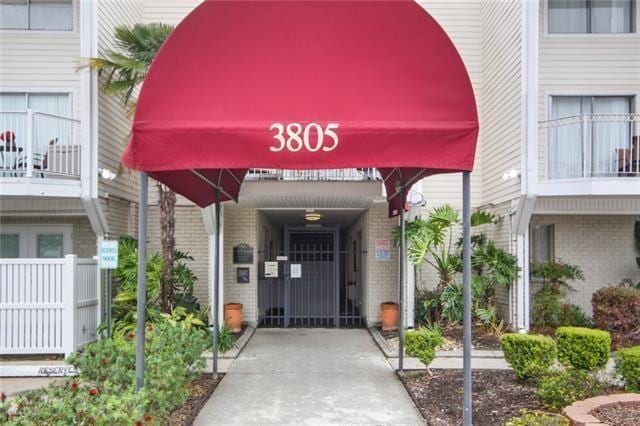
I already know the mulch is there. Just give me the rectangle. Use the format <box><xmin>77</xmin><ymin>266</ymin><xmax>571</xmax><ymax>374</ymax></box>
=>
<box><xmin>166</xmin><ymin>373</ymin><xmax>224</xmax><ymax>426</ymax></box>
<box><xmin>440</xmin><ymin>325</ymin><xmax>501</xmax><ymax>350</ymax></box>
<box><xmin>401</xmin><ymin>369</ymin><xmax>543</xmax><ymax>426</ymax></box>
<box><xmin>379</xmin><ymin>324</ymin><xmax>502</xmax><ymax>351</ymax></box>
<box><xmin>591</xmin><ymin>402</ymin><xmax>640</xmax><ymax>426</ymax></box>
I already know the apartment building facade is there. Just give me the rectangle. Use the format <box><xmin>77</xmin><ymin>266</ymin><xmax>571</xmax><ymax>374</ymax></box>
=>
<box><xmin>0</xmin><ymin>1</ymin><xmax>638</xmax><ymax>355</ymax></box>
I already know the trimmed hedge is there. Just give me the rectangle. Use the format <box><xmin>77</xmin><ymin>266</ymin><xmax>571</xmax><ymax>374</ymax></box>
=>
<box><xmin>592</xmin><ymin>286</ymin><xmax>640</xmax><ymax>349</ymax></box>
<box><xmin>500</xmin><ymin>333</ymin><xmax>557</xmax><ymax>381</ymax></box>
<box><xmin>615</xmin><ymin>346</ymin><xmax>640</xmax><ymax>392</ymax></box>
<box><xmin>405</xmin><ymin>328</ymin><xmax>444</xmax><ymax>367</ymax></box>
<box><xmin>505</xmin><ymin>410</ymin><xmax>569</xmax><ymax>426</ymax></box>
<box><xmin>556</xmin><ymin>327</ymin><xmax>610</xmax><ymax>371</ymax></box>
<box><xmin>536</xmin><ymin>369</ymin><xmax>603</xmax><ymax>411</ymax></box>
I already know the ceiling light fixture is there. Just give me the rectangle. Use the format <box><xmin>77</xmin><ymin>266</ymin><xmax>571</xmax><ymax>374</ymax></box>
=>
<box><xmin>304</xmin><ymin>210</ymin><xmax>322</xmax><ymax>222</ymax></box>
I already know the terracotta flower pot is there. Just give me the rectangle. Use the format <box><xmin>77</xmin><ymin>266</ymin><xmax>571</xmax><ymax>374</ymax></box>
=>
<box><xmin>380</xmin><ymin>302</ymin><xmax>398</xmax><ymax>331</ymax></box>
<box><xmin>224</xmin><ymin>303</ymin><xmax>243</xmax><ymax>333</ymax></box>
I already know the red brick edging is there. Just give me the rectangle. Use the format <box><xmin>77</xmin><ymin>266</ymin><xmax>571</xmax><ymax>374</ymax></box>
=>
<box><xmin>563</xmin><ymin>393</ymin><xmax>640</xmax><ymax>425</ymax></box>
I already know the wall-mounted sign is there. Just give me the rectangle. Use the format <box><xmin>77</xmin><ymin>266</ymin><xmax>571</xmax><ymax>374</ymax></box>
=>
<box><xmin>290</xmin><ymin>263</ymin><xmax>302</xmax><ymax>278</ymax></box>
<box><xmin>264</xmin><ymin>261</ymin><xmax>278</xmax><ymax>278</ymax></box>
<box><xmin>276</xmin><ymin>255</ymin><xmax>288</xmax><ymax>261</ymax></box>
<box><xmin>99</xmin><ymin>240</ymin><xmax>119</xmax><ymax>269</ymax></box>
<box><xmin>236</xmin><ymin>267</ymin><xmax>250</xmax><ymax>284</ymax></box>
<box><xmin>233</xmin><ymin>244</ymin><xmax>254</xmax><ymax>264</ymax></box>
<box><xmin>375</xmin><ymin>239</ymin><xmax>391</xmax><ymax>261</ymax></box>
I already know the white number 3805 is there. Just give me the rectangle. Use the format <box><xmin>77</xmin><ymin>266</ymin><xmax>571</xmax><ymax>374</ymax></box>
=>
<box><xmin>269</xmin><ymin>122</ymin><xmax>339</xmax><ymax>153</ymax></box>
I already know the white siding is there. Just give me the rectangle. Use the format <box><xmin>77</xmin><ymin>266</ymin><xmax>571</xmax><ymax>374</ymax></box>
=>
<box><xmin>96</xmin><ymin>0</ymin><xmax>143</xmax><ymax>209</ymax></box>
<box><xmin>479</xmin><ymin>0</ymin><xmax>523</xmax><ymax>205</ymax></box>
<box><xmin>418</xmin><ymin>1</ymin><xmax>484</xmax><ymax>209</ymax></box>
<box><xmin>0</xmin><ymin>3</ymin><xmax>81</xmax><ymax>118</ymax></box>
<box><xmin>143</xmin><ymin>0</ymin><xmax>202</xmax><ymax>25</ymax></box>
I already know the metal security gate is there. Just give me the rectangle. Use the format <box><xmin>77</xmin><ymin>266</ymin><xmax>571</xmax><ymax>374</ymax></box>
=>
<box><xmin>258</xmin><ymin>227</ymin><xmax>363</xmax><ymax>327</ymax></box>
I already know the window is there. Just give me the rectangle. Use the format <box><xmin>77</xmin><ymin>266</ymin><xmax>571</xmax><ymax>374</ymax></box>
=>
<box><xmin>549</xmin><ymin>0</ymin><xmax>635</xmax><ymax>33</ymax></box>
<box><xmin>0</xmin><ymin>234</ymin><xmax>20</xmax><ymax>258</ymax></box>
<box><xmin>0</xmin><ymin>225</ymin><xmax>71</xmax><ymax>258</ymax></box>
<box><xmin>0</xmin><ymin>0</ymin><xmax>72</xmax><ymax>31</ymax></box>
<box><xmin>530</xmin><ymin>225</ymin><xmax>554</xmax><ymax>263</ymax></box>
<box><xmin>549</xmin><ymin>95</ymin><xmax>634</xmax><ymax>178</ymax></box>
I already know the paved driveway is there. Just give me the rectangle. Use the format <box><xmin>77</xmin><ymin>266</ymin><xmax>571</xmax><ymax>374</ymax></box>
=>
<box><xmin>195</xmin><ymin>328</ymin><xmax>424</xmax><ymax>425</ymax></box>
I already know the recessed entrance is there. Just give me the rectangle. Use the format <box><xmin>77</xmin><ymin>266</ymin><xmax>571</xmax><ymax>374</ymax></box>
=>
<box><xmin>257</xmin><ymin>210</ymin><xmax>365</xmax><ymax>328</ymax></box>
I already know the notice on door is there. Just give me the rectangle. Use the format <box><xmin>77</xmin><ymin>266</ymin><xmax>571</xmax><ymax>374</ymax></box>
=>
<box><xmin>264</xmin><ymin>261</ymin><xmax>278</xmax><ymax>278</ymax></box>
<box><xmin>290</xmin><ymin>263</ymin><xmax>302</xmax><ymax>278</ymax></box>
<box><xmin>375</xmin><ymin>239</ymin><xmax>391</xmax><ymax>260</ymax></box>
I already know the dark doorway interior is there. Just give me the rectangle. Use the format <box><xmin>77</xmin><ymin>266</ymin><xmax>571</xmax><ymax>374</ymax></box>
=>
<box><xmin>258</xmin><ymin>221</ymin><xmax>364</xmax><ymax>328</ymax></box>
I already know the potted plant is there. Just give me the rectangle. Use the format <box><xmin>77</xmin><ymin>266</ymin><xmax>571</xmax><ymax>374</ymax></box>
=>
<box><xmin>380</xmin><ymin>301</ymin><xmax>398</xmax><ymax>331</ymax></box>
<box><xmin>224</xmin><ymin>302</ymin><xmax>243</xmax><ymax>333</ymax></box>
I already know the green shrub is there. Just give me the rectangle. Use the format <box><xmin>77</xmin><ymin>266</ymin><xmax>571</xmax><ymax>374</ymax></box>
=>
<box><xmin>536</xmin><ymin>369</ymin><xmax>604</xmax><ymax>411</ymax></box>
<box><xmin>405</xmin><ymin>328</ymin><xmax>444</xmax><ymax>366</ymax></box>
<box><xmin>556</xmin><ymin>327</ymin><xmax>610</xmax><ymax>371</ymax></box>
<box><xmin>500</xmin><ymin>333</ymin><xmax>557</xmax><ymax>381</ymax></box>
<box><xmin>559</xmin><ymin>304</ymin><xmax>592</xmax><ymax>328</ymax></box>
<box><xmin>592</xmin><ymin>286</ymin><xmax>640</xmax><ymax>348</ymax></box>
<box><xmin>615</xmin><ymin>345</ymin><xmax>640</xmax><ymax>392</ymax></box>
<box><xmin>505</xmin><ymin>409</ymin><xmax>569</xmax><ymax>426</ymax></box>
<box><xmin>1</xmin><ymin>322</ymin><xmax>210</xmax><ymax>423</ymax></box>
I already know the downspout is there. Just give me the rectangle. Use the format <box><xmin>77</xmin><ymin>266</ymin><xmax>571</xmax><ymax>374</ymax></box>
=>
<box><xmin>513</xmin><ymin>0</ymin><xmax>539</xmax><ymax>332</ymax></box>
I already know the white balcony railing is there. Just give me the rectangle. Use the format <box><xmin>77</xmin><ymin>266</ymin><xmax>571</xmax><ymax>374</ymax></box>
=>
<box><xmin>539</xmin><ymin>113</ymin><xmax>640</xmax><ymax>180</ymax></box>
<box><xmin>0</xmin><ymin>109</ymin><xmax>81</xmax><ymax>179</ymax></box>
<box><xmin>245</xmin><ymin>168</ymin><xmax>381</xmax><ymax>181</ymax></box>
<box><xmin>0</xmin><ymin>256</ymin><xmax>99</xmax><ymax>356</ymax></box>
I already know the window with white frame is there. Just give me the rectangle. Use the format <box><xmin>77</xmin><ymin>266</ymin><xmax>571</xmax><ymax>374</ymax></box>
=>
<box><xmin>0</xmin><ymin>0</ymin><xmax>73</xmax><ymax>31</ymax></box>
<box><xmin>0</xmin><ymin>225</ymin><xmax>71</xmax><ymax>258</ymax></box>
<box><xmin>530</xmin><ymin>224</ymin><xmax>554</xmax><ymax>263</ymax></box>
<box><xmin>549</xmin><ymin>95</ymin><xmax>634</xmax><ymax>178</ymax></box>
<box><xmin>548</xmin><ymin>0</ymin><xmax>635</xmax><ymax>34</ymax></box>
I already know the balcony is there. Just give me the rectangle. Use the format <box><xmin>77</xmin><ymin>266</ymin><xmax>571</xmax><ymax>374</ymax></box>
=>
<box><xmin>1</xmin><ymin>110</ymin><xmax>81</xmax><ymax>178</ymax></box>
<box><xmin>538</xmin><ymin>113</ymin><xmax>640</xmax><ymax>196</ymax></box>
<box><xmin>245</xmin><ymin>168</ymin><xmax>381</xmax><ymax>181</ymax></box>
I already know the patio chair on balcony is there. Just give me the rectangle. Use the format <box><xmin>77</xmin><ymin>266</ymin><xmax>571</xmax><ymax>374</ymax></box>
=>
<box><xmin>0</xmin><ymin>130</ymin><xmax>22</xmax><ymax>176</ymax></box>
<box><xmin>16</xmin><ymin>138</ymin><xmax>58</xmax><ymax>178</ymax></box>
<box><xmin>616</xmin><ymin>136</ymin><xmax>640</xmax><ymax>177</ymax></box>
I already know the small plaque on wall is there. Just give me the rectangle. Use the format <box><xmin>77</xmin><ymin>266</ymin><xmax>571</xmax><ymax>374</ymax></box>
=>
<box><xmin>236</xmin><ymin>267</ymin><xmax>250</xmax><ymax>284</ymax></box>
<box><xmin>233</xmin><ymin>243</ymin><xmax>254</xmax><ymax>264</ymax></box>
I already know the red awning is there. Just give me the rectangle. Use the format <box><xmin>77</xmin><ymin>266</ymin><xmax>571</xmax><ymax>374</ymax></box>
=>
<box><xmin>122</xmin><ymin>0</ymin><xmax>479</xmax><ymax>216</ymax></box>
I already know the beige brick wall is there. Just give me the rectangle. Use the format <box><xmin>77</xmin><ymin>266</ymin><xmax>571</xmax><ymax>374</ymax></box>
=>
<box><xmin>364</xmin><ymin>203</ymin><xmax>400</xmax><ymax>326</ymax></box>
<box><xmin>147</xmin><ymin>205</ymin><xmax>210</xmax><ymax>305</ymax></box>
<box><xmin>531</xmin><ymin>214</ymin><xmax>640</xmax><ymax>316</ymax></box>
<box><xmin>0</xmin><ymin>216</ymin><xmax>96</xmax><ymax>257</ymax></box>
<box><xmin>223</xmin><ymin>206</ymin><xmax>258</xmax><ymax>324</ymax></box>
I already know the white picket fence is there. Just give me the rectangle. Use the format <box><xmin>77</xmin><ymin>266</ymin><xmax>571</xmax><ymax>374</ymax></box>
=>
<box><xmin>0</xmin><ymin>255</ymin><xmax>100</xmax><ymax>356</ymax></box>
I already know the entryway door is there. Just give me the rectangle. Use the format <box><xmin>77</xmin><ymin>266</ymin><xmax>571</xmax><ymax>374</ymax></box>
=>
<box><xmin>258</xmin><ymin>227</ymin><xmax>363</xmax><ymax>328</ymax></box>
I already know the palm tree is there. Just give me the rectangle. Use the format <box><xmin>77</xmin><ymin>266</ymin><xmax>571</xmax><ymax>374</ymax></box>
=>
<box><xmin>90</xmin><ymin>23</ymin><xmax>176</xmax><ymax>313</ymax></box>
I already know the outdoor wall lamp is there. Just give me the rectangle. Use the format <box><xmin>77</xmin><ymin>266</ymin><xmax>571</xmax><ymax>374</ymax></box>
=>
<box><xmin>98</xmin><ymin>168</ymin><xmax>117</xmax><ymax>180</ymax></box>
<box><xmin>502</xmin><ymin>168</ymin><xmax>520</xmax><ymax>181</ymax></box>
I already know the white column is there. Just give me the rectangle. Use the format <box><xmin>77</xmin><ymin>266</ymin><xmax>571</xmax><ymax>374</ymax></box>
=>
<box><xmin>62</xmin><ymin>254</ymin><xmax>77</xmax><ymax>358</ymax></box>
<box><xmin>203</xmin><ymin>205</ymin><xmax>224</xmax><ymax>328</ymax></box>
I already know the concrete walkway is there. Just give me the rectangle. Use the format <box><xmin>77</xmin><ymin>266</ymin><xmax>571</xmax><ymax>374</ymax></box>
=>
<box><xmin>195</xmin><ymin>328</ymin><xmax>424</xmax><ymax>425</ymax></box>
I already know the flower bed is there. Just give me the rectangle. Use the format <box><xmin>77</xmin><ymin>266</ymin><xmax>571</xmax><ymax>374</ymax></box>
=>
<box><xmin>401</xmin><ymin>370</ymin><xmax>547</xmax><ymax>425</ymax></box>
<box><xmin>0</xmin><ymin>322</ymin><xmax>213</xmax><ymax>424</ymax></box>
<box><xmin>563</xmin><ymin>393</ymin><xmax>640</xmax><ymax>426</ymax></box>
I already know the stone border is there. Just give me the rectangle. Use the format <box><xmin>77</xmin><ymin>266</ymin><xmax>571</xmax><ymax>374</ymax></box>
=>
<box><xmin>563</xmin><ymin>393</ymin><xmax>640</xmax><ymax>425</ymax></box>
<box><xmin>204</xmin><ymin>325</ymin><xmax>255</xmax><ymax>360</ymax></box>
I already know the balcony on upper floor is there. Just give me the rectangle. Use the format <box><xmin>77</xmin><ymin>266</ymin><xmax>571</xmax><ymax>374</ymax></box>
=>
<box><xmin>537</xmin><ymin>113</ymin><xmax>640</xmax><ymax>196</ymax></box>
<box><xmin>245</xmin><ymin>168</ymin><xmax>382</xmax><ymax>182</ymax></box>
<box><xmin>0</xmin><ymin>110</ymin><xmax>84</xmax><ymax>197</ymax></box>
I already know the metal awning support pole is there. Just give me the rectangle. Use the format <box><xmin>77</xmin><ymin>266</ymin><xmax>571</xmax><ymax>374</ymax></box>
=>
<box><xmin>462</xmin><ymin>171</ymin><xmax>472</xmax><ymax>426</ymax></box>
<box><xmin>398</xmin><ymin>182</ymin><xmax>406</xmax><ymax>373</ymax></box>
<box><xmin>212</xmin><ymin>187</ymin><xmax>221</xmax><ymax>379</ymax></box>
<box><xmin>135</xmin><ymin>172</ymin><xmax>149</xmax><ymax>392</ymax></box>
